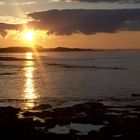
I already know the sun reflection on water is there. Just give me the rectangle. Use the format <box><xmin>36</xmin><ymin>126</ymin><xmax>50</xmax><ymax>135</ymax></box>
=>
<box><xmin>23</xmin><ymin>52</ymin><xmax>38</xmax><ymax>109</ymax></box>
<box><xmin>26</xmin><ymin>52</ymin><xmax>33</xmax><ymax>60</ymax></box>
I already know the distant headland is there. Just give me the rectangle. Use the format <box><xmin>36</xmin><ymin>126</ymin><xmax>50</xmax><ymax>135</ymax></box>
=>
<box><xmin>0</xmin><ymin>47</ymin><xmax>95</xmax><ymax>53</ymax></box>
<box><xmin>0</xmin><ymin>47</ymin><xmax>139</xmax><ymax>53</ymax></box>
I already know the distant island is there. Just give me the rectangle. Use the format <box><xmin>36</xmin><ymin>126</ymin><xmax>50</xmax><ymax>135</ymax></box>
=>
<box><xmin>0</xmin><ymin>47</ymin><xmax>139</xmax><ymax>53</ymax></box>
<box><xmin>0</xmin><ymin>47</ymin><xmax>95</xmax><ymax>53</ymax></box>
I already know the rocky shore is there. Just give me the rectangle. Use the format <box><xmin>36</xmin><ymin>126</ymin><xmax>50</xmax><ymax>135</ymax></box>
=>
<box><xmin>0</xmin><ymin>102</ymin><xmax>140</xmax><ymax>140</ymax></box>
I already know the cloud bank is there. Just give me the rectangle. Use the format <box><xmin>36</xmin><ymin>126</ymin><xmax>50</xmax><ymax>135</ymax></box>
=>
<box><xmin>28</xmin><ymin>9</ymin><xmax>140</xmax><ymax>35</ymax></box>
<box><xmin>0</xmin><ymin>23</ymin><xmax>21</xmax><ymax>37</ymax></box>
<box><xmin>0</xmin><ymin>9</ymin><xmax>140</xmax><ymax>37</ymax></box>
<box><xmin>53</xmin><ymin>0</ymin><xmax>140</xmax><ymax>3</ymax></box>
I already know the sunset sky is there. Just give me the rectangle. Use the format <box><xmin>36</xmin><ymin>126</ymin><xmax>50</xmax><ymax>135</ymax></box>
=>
<box><xmin>0</xmin><ymin>0</ymin><xmax>140</xmax><ymax>49</ymax></box>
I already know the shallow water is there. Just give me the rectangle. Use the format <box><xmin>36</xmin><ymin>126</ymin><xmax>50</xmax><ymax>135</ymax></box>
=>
<box><xmin>48</xmin><ymin>123</ymin><xmax>104</xmax><ymax>135</ymax></box>
<box><xmin>0</xmin><ymin>50</ymin><xmax>140</xmax><ymax>109</ymax></box>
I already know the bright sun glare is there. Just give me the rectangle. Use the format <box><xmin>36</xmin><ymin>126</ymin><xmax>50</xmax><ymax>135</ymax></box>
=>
<box><xmin>24</xmin><ymin>30</ymin><xmax>34</xmax><ymax>42</ymax></box>
<box><xmin>26</xmin><ymin>52</ymin><xmax>33</xmax><ymax>59</ymax></box>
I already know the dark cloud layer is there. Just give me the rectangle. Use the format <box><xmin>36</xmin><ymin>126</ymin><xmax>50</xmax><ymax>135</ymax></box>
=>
<box><xmin>57</xmin><ymin>0</ymin><xmax>140</xmax><ymax>3</ymax></box>
<box><xmin>28</xmin><ymin>9</ymin><xmax>140</xmax><ymax>35</ymax></box>
<box><xmin>0</xmin><ymin>23</ymin><xmax>21</xmax><ymax>37</ymax></box>
<box><xmin>0</xmin><ymin>9</ymin><xmax>140</xmax><ymax>37</ymax></box>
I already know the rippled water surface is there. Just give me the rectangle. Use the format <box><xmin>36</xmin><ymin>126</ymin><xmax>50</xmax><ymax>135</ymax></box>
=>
<box><xmin>0</xmin><ymin>50</ymin><xmax>140</xmax><ymax>109</ymax></box>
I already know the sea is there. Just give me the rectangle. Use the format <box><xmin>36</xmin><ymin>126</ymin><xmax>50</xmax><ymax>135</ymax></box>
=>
<box><xmin>0</xmin><ymin>50</ymin><xmax>140</xmax><ymax>109</ymax></box>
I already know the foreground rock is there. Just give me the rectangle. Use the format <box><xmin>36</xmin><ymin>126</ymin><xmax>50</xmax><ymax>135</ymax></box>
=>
<box><xmin>0</xmin><ymin>102</ymin><xmax>140</xmax><ymax>140</ymax></box>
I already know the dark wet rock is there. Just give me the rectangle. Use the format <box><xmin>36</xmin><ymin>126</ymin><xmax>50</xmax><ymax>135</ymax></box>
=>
<box><xmin>0</xmin><ymin>107</ymin><xmax>23</xmax><ymax>139</ymax></box>
<box><xmin>45</xmin><ymin>118</ymin><xmax>58</xmax><ymax>129</ymax></box>
<box><xmin>71</xmin><ymin>102</ymin><xmax>105</xmax><ymax>124</ymax></box>
<box><xmin>116</xmin><ymin>118</ymin><xmax>140</xmax><ymax>140</ymax></box>
<box><xmin>70</xmin><ymin>129</ymin><xmax>81</xmax><ymax>135</ymax></box>
<box><xmin>23</xmin><ymin>110</ymin><xmax>53</xmax><ymax>118</ymax></box>
<box><xmin>0</xmin><ymin>106</ymin><xmax>20</xmax><ymax>125</ymax></box>
<box><xmin>53</xmin><ymin>107</ymin><xmax>74</xmax><ymax>117</ymax></box>
<box><xmin>43</xmin><ymin>133</ymin><xmax>79</xmax><ymax>140</ymax></box>
<box><xmin>32</xmin><ymin>104</ymin><xmax>52</xmax><ymax>110</ymax></box>
<box><xmin>23</xmin><ymin>111</ymin><xmax>34</xmax><ymax>117</ymax></box>
<box><xmin>131</xmin><ymin>94</ymin><xmax>140</xmax><ymax>97</ymax></box>
<box><xmin>71</xmin><ymin>116</ymin><xmax>88</xmax><ymax>124</ymax></box>
<box><xmin>100</xmin><ymin>123</ymin><xmax>122</xmax><ymax>137</ymax></box>
<box><xmin>0</xmin><ymin>103</ymin><xmax>139</xmax><ymax>139</ymax></box>
<box><xmin>8</xmin><ymin>118</ymin><xmax>45</xmax><ymax>139</ymax></box>
<box><xmin>83</xmin><ymin>102</ymin><xmax>106</xmax><ymax>114</ymax></box>
<box><xmin>73</xmin><ymin>102</ymin><xmax>105</xmax><ymax>116</ymax></box>
<box><xmin>71</xmin><ymin>116</ymin><xmax>102</xmax><ymax>124</ymax></box>
<box><xmin>45</xmin><ymin>117</ymin><xmax>71</xmax><ymax>129</ymax></box>
<box><xmin>0</xmin><ymin>106</ymin><xmax>20</xmax><ymax>115</ymax></box>
<box><xmin>58</xmin><ymin>118</ymin><xmax>71</xmax><ymax>126</ymax></box>
<box><xmin>19</xmin><ymin>118</ymin><xmax>44</xmax><ymax>127</ymax></box>
<box><xmin>88</xmin><ymin>131</ymin><xmax>102</xmax><ymax>140</ymax></box>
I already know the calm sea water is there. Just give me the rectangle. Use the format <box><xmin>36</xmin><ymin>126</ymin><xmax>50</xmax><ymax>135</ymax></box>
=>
<box><xmin>0</xmin><ymin>50</ymin><xmax>140</xmax><ymax>109</ymax></box>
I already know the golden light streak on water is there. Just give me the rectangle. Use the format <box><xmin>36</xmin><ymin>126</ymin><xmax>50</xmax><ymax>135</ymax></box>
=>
<box><xmin>23</xmin><ymin>52</ymin><xmax>38</xmax><ymax>109</ymax></box>
<box><xmin>26</xmin><ymin>52</ymin><xmax>33</xmax><ymax>60</ymax></box>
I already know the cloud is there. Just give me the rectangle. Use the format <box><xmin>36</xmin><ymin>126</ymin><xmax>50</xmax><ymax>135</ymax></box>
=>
<box><xmin>0</xmin><ymin>16</ymin><xmax>32</xmax><ymax>24</ymax></box>
<box><xmin>0</xmin><ymin>23</ymin><xmax>22</xmax><ymax>37</ymax></box>
<box><xmin>51</xmin><ymin>0</ymin><xmax>140</xmax><ymax>3</ymax></box>
<box><xmin>0</xmin><ymin>0</ymin><xmax>37</xmax><ymax>7</ymax></box>
<box><xmin>0</xmin><ymin>23</ymin><xmax>21</xmax><ymax>31</ymax></box>
<box><xmin>14</xmin><ymin>1</ymin><xmax>37</xmax><ymax>6</ymax></box>
<box><xmin>0</xmin><ymin>2</ymin><xmax>4</xmax><ymax>5</ymax></box>
<box><xmin>0</xmin><ymin>9</ymin><xmax>140</xmax><ymax>37</ymax></box>
<box><xmin>0</xmin><ymin>30</ymin><xmax>7</xmax><ymax>37</ymax></box>
<box><xmin>27</xmin><ymin>9</ymin><xmax>140</xmax><ymax>35</ymax></box>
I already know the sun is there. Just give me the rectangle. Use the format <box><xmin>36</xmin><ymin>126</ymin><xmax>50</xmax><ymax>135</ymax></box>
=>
<box><xmin>24</xmin><ymin>30</ymin><xmax>35</xmax><ymax>42</ymax></box>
